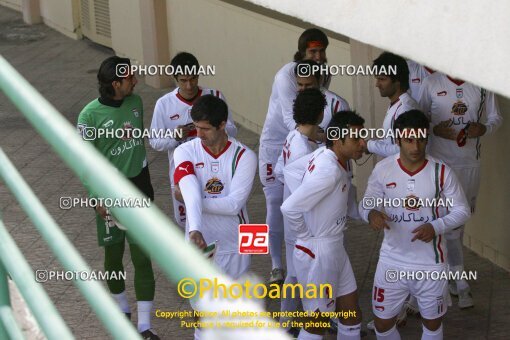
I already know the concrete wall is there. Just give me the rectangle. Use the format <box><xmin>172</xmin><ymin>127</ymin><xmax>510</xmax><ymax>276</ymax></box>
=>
<box><xmin>110</xmin><ymin>0</ymin><xmax>144</xmax><ymax>64</ymax></box>
<box><xmin>165</xmin><ymin>0</ymin><xmax>352</xmax><ymax>134</ymax></box>
<box><xmin>465</xmin><ymin>96</ymin><xmax>510</xmax><ymax>270</ymax></box>
<box><xmin>350</xmin><ymin>40</ymin><xmax>510</xmax><ymax>272</ymax></box>
<box><xmin>0</xmin><ymin>0</ymin><xmax>21</xmax><ymax>11</ymax></box>
<box><xmin>39</xmin><ymin>0</ymin><xmax>80</xmax><ymax>39</ymax></box>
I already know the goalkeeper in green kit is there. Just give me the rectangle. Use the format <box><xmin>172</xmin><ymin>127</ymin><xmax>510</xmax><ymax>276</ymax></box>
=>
<box><xmin>77</xmin><ymin>56</ymin><xmax>159</xmax><ymax>340</ymax></box>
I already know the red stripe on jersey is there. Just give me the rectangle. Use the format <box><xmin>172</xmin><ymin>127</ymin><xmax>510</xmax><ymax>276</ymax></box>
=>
<box><xmin>446</xmin><ymin>76</ymin><xmax>464</xmax><ymax>86</ymax></box>
<box><xmin>202</xmin><ymin>140</ymin><xmax>232</xmax><ymax>159</ymax></box>
<box><xmin>235</xmin><ymin>148</ymin><xmax>246</xmax><ymax>169</ymax></box>
<box><xmin>424</xmin><ymin>66</ymin><xmax>435</xmax><ymax>74</ymax></box>
<box><xmin>216</xmin><ymin>90</ymin><xmax>220</xmax><ymax>98</ymax></box>
<box><xmin>397</xmin><ymin>159</ymin><xmax>429</xmax><ymax>177</ymax></box>
<box><xmin>176</xmin><ymin>89</ymin><xmax>203</xmax><ymax>105</ymax></box>
<box><xmin>440</xmin><ymin>164</ymin><xmax>445</xmax><ymax>190</ymax></box>
<box><xmin>295</xmin><ymin>244</ymin><xmax>315</xmax><ymax>259</ymax></box>
<box><xmin>334</xmin><ymin>100</ymin><xmax>340</xmax><ymax>113</ymax></box>
<box><xmin>437</xmin><ymin>234</ymin><xmax>445</xmax><ymax>263</ymax></box>
<box><xmin>174</xmin><ymin>161</ymin><xmax>195</xmax><ymax>184</ymax></box>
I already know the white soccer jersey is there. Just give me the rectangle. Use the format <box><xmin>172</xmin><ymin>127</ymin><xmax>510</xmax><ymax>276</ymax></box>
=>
<box><xmin>275</xmin><ymin>129</ymin><xmax>319</xmax><ymax>184</ymax></box>
<box><xmin>173</xmin><ymin>137</ymin><xmax>257</xmax><ymax>255</ymax></box>
<box><xmin>149</xmin><ymin>86</ymin><xmax>238</xmax><ymax>174</ymax></box>
<box><xmin>260</xmin><ymin>62</ymin><xmax>334</xmax><ymax>147</ymax></box>
<box><xmin>407</xmin><ymin>60</ymin><xmax>435</xmax><ymax>102</ymax></box>
<box><xmin>281</xmin><ymin>146</ymin><xmax>351</xmax><ymax>240</ymax></box>
<box><xmin>359</xmin><ymin>154</ymin><xmax>470</xmax><ymax>268</ymax></box>
<box><xmin>367</xmin><ymin>92</ymin><xmax>419</xmax><ymax>157</ymax></box>
<box><xmin>418</xmin><ymin>73</ymin><xmax>502</xmax><ymax>168</ymax></box>
<box><xmin>319</xmin><ymin>89</ymin><xmax>351</xmax><ymax>131</ymax></box>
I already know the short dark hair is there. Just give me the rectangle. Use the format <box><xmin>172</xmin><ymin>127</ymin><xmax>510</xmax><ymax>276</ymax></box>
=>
<box><xmin>293</xmin><ymin>28</ymin><xmax>329</xmax><ymax>62</ymax></box>
<box><xmin>170</xmin><ymin>52</ymin><xmax>199</xmax><ymax>79</ymax></box>
<box><xmin>393</xmin><ymin>110</ymin><xmax>429</xmax><ymax>141</ymax></box>
<box><xmin>373</xmin><ymin>52</ymin><xmax>410</xmax><ymax>91</ymax></box>
<box><xmin>97</xmin><ymin>56</ymin><xmax>131</xmax><ymax>98</ymax></box>
<box><xmin>294</xmin><ymin>60</ymin><xmax>322</xmax><ymax>83</ymax></box>
<box><xmin>325</xmin><ymin>111</ymin><xmax>365</xmax><ymax>147</ymax></box>
<box><xmin>293</xmin><ymin>88</ymin><xmax>326</xmax><ymax>125</ymax></box>
<box><xmin>190</xmin><ymin>95</ymin><xmax>228</xmax><ymax>129</ymax></box>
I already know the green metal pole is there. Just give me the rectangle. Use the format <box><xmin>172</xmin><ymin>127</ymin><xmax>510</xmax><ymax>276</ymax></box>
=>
<box><xmin>0</xmin><ymin>149</ymin><xmax>140</xmax><ymax>340</ymax></box>
<box><xmin>0</xmin><ymin>219</ymin><xmax>74</xmax><ymax>339</ymax></box>
<box><xmin>0</xmin><ymin>306</ymin><xmax>25</xmax><ymax>340</ymax></box>
<box><xmin>0</xmin><ymin>260</ymin><xmax>10</xmax><ymax>339</ymax></box>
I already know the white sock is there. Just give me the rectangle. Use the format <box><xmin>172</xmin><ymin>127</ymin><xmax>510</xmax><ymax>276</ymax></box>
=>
<box><xmin>112</xmin><ymin>292</ymin><xmax>130</xmax><ymax>313</ymax></box>
<box><xmin>264</xmin><ymin>185</ymin><xmax>284</xmax><ymax>269</ymax></box>
<box><xmin>298</xmin><ymin>328</ymin><xmax>322</xmax><ymax>340</ymax></box>
<box><xmin>338</xmin><ymin>322</ymin><xmax>361</xmax><ymax>340</ymax></box>
<box><xmin>421</xmin><ymin>323</ymin><xmax>443</xmax><ymax>340</ymax></box>
<box><xmin>375</xmin><ymin>324</ymin><xmax>401</xmax><ymax>340</ymax></box>
<box><xmin>194</xmin><ymin>327</ymin><xmax>202</xmax><ymax>340</ymax></box>
<box><xmin>137</xmin><ymin>300</ymin><xmax>153</xmax><ymax>332</ymax></box>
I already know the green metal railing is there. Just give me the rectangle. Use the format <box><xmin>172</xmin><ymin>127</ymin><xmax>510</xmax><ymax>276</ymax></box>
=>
<box><xmin>0</xmin><ymin>55</ymin><xmax>288</xmax><ymax>339</ymax></box>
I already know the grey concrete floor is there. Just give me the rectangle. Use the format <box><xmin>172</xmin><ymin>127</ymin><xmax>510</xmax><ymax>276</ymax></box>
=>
<box><xmin>0</xmin><ymin>5</ymin><xmax>508</xmax><ymax>340</ymax></box>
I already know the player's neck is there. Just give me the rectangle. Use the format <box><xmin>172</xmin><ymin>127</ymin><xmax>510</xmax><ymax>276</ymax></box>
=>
<box><xmin>205</xmin><ymin>134</ymin><xmax>229</xmax><ymax>155</ymax></box>
<box><xmin>178</xmin><ymin>88</ymin><xmax>199</xmax><ymax>101</ymax></box>
<box><xmin>399</xmin><ymin>156</ymin><xmax>426</xmax><ymax>173</ymax></box>
<box><xmin>297</xmin><ymin>124</ymin><xmax>319</xmax><ymax>141</ymax></box>
<box><xmin>389</xmin><ymin>90</ymin><xmax>404</xmax><ymax>105</ymax></box>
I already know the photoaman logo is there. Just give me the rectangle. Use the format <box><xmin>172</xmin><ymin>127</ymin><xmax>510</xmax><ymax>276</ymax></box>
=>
<box><xmin>239</xmin><ymin>224</ymin><xmax>269</xmax><ymax>254</ymax></box>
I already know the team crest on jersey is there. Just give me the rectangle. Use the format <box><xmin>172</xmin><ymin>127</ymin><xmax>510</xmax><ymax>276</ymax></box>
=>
<box><xmin>132</xmin><ymin>108</ymin><xmax>140</xmax><ymax>118</ymax></box>
<box><xmin>437</xmin><ymin>91</ymin><xmax>447</xmax><ymax>96</ymax></box>
<box><xmin>211</xmin><ymin>161</ymin><xmax>220</xmax><ymax>173</ymax></box>
<box><xmin>386</xmin><ymin>182</ymin><xmax>397</xmax><ymax>189</ymax></box>
<box><xmin>411</xmin><ymin>78</ymin><xmax>421</xmax><ymax>84</ymax></box>
<box><xmin>205</xmin><ymin>177</ymin><xmax>224</xmax><ymax>194</ymax></box>
<box><xmin>451</xmin><ymin>101</ymin><xmax>468</xmax><ymax>115</ymax></box>
<box><xmin>121</xmin><ymin>121</ymin><xmax>134</xmax><ymax>140</ymax></box>
<box><xmin>403</xmin><ymin>195</ymin><xmax>422</xmax><ymax>211</ymax></box>
<box><xmin>170</xmin><ymin>114</ymin><xmax>180</xmax><ymax>120</ymax></box>
<box><xmin>195</xmin><ymin>162</ymin><xmax>204</xmax><ymax>168</ymax></box>
<box><xmin>456</xmin><ymin>88</ymin><xmax>463</xmax><ymax>99</ymax></box>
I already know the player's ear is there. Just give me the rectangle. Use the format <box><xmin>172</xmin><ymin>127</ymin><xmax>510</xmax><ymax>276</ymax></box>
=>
<box><xmin>218</xmin><ymin>121</ymin><xmax>227</xmax><ymax>130</ymax></box>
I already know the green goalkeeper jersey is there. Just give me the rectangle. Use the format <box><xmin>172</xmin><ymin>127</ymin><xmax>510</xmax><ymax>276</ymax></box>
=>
<box><xmin>77</xmin><ymin>94</ymin><xmax>147</xmax><ymax>181</ymax></box>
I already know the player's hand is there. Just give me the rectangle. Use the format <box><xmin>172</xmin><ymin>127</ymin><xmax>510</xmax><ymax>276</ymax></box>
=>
<box><xmin>361</xmin><ymin>142</ymin><xmax>370</xmax><ymax>155</ymax></box>
<box><xmin>174</xmin><ymin>184</ymin><xmax>184</xmax><ymax>203</ymax></box>
<box><xmin>466</xmin><ymin>122</ymin><xmax>487</xmax><ymax>138</ymax></box>
<box><xmin>95</xmin><ymin>204</ymin><xmax>107</xmax><ymax>219</ymax></box>
<box><xmin>433</xmin><ymin>120</ymin><xmax>457</xmax><ymax>140</ymax></box>
<box><xmin>176</xmin><ymin>124</ymin><xmax>195</xmax><ymax>142</ymax></box>
<box><xmin>368</xmin><ymin>210</ymin><xmax>391</xmax><ymax>231</ymax></box>
<box><xmin>411</xmin><ymin>223</ymin><xmax>435</xmax><ymax>243</ymax></box>
<box><xmin>189</xmin><ymin>231</ymin><xmax>207</xmax><ymax>250</ymax></box>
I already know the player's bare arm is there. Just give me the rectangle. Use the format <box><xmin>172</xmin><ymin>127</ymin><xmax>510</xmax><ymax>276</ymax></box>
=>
<box><xmin>432</xmin><ymin>119</ymin><xmax>457</xmax><ymax>140</ymax></box>
<box><xmin>174</xmin><ymin>184</ymin><xmax>184</xmax><ymax>203</ymax></box>
<box><xmin>95</xmin><ymin>204</ymin><xmax>107</xmax><ymax>219</ymax></box>
<box><xmin>411</xmin><ymin>223</ymin><xmax>435</xmax><ymax>243</ymax></box>
<box><xmin>368</xmin><ymin>209</ymin><xmax>391</xmax><ymax>230</ymax></box>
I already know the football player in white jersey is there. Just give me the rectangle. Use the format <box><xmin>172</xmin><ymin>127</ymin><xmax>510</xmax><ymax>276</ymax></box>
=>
<box><xmin>274</xmin><ymin>88</ymin><xmax>326</xmax><ymax>334</ymax></box>
<box><xmin>418</xmin><ymin>73</ymin><xmax>502</xmax><ymax>308</ymax></box>
<box><xmin>407</xmin><ymin>60</ymin><xmax>435</xmax><ymax>102</ymax></box>
<box><xmin>260</xmin><ymin>28</ymin><xmax>332</xmax><ymax>285</ymax></box>
<box><xmin>360</xmin><ymin>110</ymin><xmax>470</xmax><ymax>340</ymax></box>
<box><xmin>172</xmin><ymin>95</ymin><xmax>256</xmax><ymax>340</ymax></box>
<box><xmin>366</xmin><ymin>52</ymin><xmax>419</xmax><ymax>158</ymax></box>
<box><xmin>149</xmin><ymin>52</ymin><xmax>237</xmax><ymax>229</ymax></box>
<box><xmin>281</xmin><ymin>111</ymin><xmax>366</xmax><ymax>340</ymax></box>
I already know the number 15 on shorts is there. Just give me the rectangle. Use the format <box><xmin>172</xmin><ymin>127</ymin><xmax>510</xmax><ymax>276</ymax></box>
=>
<box><xmin>239</xmin><ymin>224</ymin><xmax>269</xmax><ymax>254</ymax></box>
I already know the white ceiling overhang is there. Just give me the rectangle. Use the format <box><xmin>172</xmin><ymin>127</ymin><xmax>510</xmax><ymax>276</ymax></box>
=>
<box><xmin>245</xmin><ymin>0</ymin><xmax>509</xmax><ymax>99</ymax></box>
